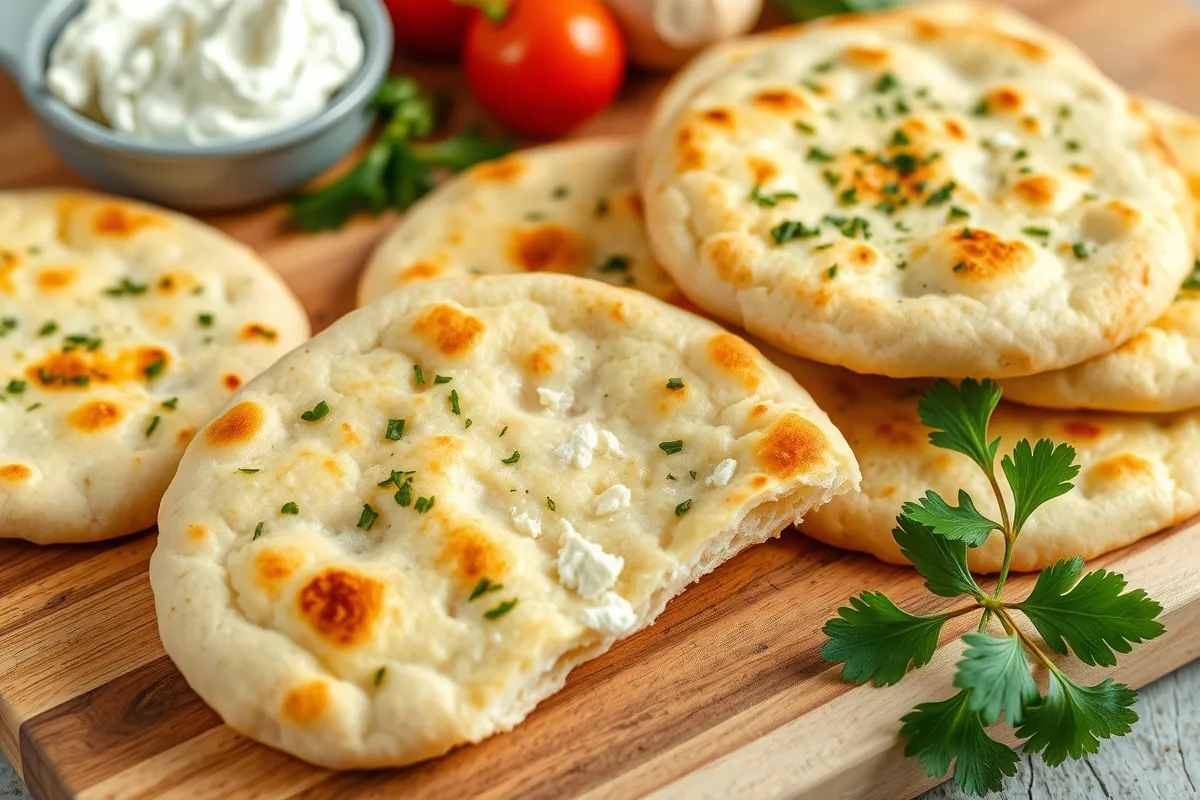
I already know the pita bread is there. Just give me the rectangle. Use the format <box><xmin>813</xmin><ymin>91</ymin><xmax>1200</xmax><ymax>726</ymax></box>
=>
<box><xmin>786</xmin><ymin>356</ymin><xmax>1200</xmax><ymax>573</ymax></box>
<box><xmin>641</xmin><ymin>2</ymin><xmax>1194</xmax><ymax>379</ymax></box>
<box><xmin>1001</xmin><ymin>99</ymin><xmax>1200</xmax><ymax>412</ymax></box>
<box><xmin>358</xmin><ymin>138</ymin><xmax>680</xmax><ymax>306</ymax></box>
<box><xmin>150</xmin><ymin>273</ymin><xmax>859</xmax><ymax>768</ymax></box>
<box><xmin>0</xmin><ymin>190</ymin><xmax>309</xmax><ymax>544</ymax></box>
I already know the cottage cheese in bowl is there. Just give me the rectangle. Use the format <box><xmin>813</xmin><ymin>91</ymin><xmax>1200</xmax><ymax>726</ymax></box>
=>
<box><xmin>46</xmin><ymin>0</ymin><xmax>365</xmax><ymax>146</ymax></box>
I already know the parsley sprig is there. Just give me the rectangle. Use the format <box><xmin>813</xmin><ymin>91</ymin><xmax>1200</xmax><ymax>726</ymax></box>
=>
<box><xmin>821</xmin><ymin>379</ymin><xmax>1164</xmax><ymax>796</ymax></box>
<box><xmin>288</xmin><ymin>76</ymin><xmax>514</xmax><ymax>232</ymax></box>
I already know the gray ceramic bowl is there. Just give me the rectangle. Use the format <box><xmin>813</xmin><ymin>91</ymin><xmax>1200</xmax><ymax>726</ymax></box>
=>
<box><xmin>0</xmin><ymin>0</ymin><xmax>393</xmax><ymax>211</ymax></box>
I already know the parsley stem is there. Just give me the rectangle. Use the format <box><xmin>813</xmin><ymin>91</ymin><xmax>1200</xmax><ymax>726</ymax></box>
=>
<box><xmin>996</xmin><ymin>607</ymin><xmax>1059</xmax><ymax>674</ymax></box>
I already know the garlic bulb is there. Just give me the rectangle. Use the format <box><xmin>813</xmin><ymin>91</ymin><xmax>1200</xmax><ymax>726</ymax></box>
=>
<box><xmin>605</xmin><ymin>0</ymin><xmax>764</xmax><ymax>70</ymax></box>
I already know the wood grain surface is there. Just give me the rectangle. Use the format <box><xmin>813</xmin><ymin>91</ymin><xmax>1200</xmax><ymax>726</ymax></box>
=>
<box><xmin>2</xmin><ymin>1</ymin><xmax>1200</xmax><ymax>798</ymax></box>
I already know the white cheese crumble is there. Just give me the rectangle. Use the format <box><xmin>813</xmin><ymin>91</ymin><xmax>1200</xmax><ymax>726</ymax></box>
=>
<box><xmin>556</xmin><ymin>520</ymin><xmax>622</xmax><ymax>600</ymax></box>
<box><xmin>599</xmin><ymin>429</ymin><xmax>623</xmax><ymax>456</ymax></box>
<box><xmin>705</xmin><ymin>459</ymin><xmax>737</xmax><ymax>488</ymax></box>
<box><xmin>554</xmin><ymin>423</ymin><xmax>599</xmax><ymax>469</ymax></box>
<box><xmin>581</xmin><ymin>592</ymin><xmax>638</xmax><ymax>635</ymax></box>
<box><xmin>537</xmin><ymin>387</ymin><xmax>573</xmax><ymax>413</ymax></box>
<box><xmin>991</xmin><ymin>131</ymin><xmax>1020</xmax><ymax>149</ymax></box>
<box><xmin>510</xmin><ymin>508</ymin><xmax>541</xmax><ymax>538</ymax></box>
<box><xmin>594</xmin><ymin>484</ymin><xmax>631</xmax><ymax>516</ymax></box>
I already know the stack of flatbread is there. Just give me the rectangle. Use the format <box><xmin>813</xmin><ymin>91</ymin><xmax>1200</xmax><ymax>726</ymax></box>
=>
<box><xmin>138</xmin><ymin>0</ymin><xmax>1200</xmax><ymax>771</ymax></box>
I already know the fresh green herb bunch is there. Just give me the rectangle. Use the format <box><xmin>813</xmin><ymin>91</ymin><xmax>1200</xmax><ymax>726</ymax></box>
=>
<box><xmin>288</xmin><ymin>76</ymin><xmax>515</xmax><ymax>232</ymax></box>
<box><xmin>821</xmin><ymin>379</ymin><xmax>1165</xmax><ymax>796</ymax></box>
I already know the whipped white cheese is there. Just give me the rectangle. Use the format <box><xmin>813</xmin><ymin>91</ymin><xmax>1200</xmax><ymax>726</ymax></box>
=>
<box><xmin>46</xmin><ymin>0</ymin><xmax>364</xmax><ymax>145</ymax></box>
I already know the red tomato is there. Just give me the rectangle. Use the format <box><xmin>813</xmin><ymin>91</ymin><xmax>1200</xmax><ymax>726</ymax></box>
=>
<box><xmin>384</xmin><ymin>0</ymin><xmax>475</xmax><ymax>60</ymax></box>
<box><xmin>463</xmin><ymin>0</ymin><xmax>626</xmax><ymax>137</ymax></box>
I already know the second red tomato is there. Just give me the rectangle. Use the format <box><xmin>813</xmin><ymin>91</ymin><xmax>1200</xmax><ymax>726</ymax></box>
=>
<box><xmin>463</xmin><ymin>0</ymin><xmax>626</xmax><ymax>137</ymax></box>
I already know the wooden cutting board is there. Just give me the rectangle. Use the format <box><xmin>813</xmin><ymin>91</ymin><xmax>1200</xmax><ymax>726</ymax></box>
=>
<box><xmin>4</xmin><ymin>1</ymin><xmax>1200</xmax><ymax>797</ymax></box>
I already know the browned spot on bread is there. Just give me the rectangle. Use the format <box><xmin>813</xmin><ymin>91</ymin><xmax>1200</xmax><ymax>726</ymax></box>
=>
<box><xmin>1064</xmin><ymin>421</ymin><xmax>1102</xmax><ymax>440</ymax></box>
<box><xmin>323</xmin><ymin>458</ymin><xmax>344</xmax><ymax>478</ymax></box>
<box><xmin>951</xmin><ymin>228</ymin><xmax>1035</xmax><ymax>279</ymax></box>
<box><xmin>999</xmin><ymin>34</ymin><xmax>1049</xmax><ymax>60</ymax></box>
<box><xmin>608</xmin><ymin>301</ymin><xmax>626</xmax><ymax>322</ymax></box>
<box><xmin>92</xmin><ymin>205</ymin><xmax>162</xmax><ymax>237</ymax></box>
<box><xmin>750</xmin><ymin>404</ymin><xmax>769</xmax><ymax>420</ymax></box>
<box><xmin>471</xmin><ymin>156</ymin><xmax>526</xmax><ymax>183</ymax></box>
<box><xmin>508</xmin><ymin>224</ymin><xmax>588</xmax><ymax>273</ymax></box>
<box><xmin>1116</xmin><ymin>330</ymin><xmax>1154</xmax><ymax>355</ymax></box>
<box><xmin>751</xmin><ymin>475</ymin><xmax>769</xmax><ymax>489</ymax></box>
<box><xmin>439</xmin><ymin>525</ymin><xmax>507</xmax><ymax>584</ymax></box>
<box><xmin>1106</xmin><ymin>200</ymin><xmax>1141</xmax><ymax>228</ymax></box>
<box><xmin>1091</xmin><ymin>453</ymin><xmax>1153</xmax><ymax>481</ymax></box>
<box><xmin>705</xmin><ymin>238</ymin><xmax>753</xmax><ymax>286</ymax></box>
<box><xmin>223</xmin><ymin>374</ymin><xmax>242</xmax><ymax>390</ymax></box>
<box><xmin>986</xmin><ymin>87</ymin><xmax>1023</xmax><ymax>113</ymax></box>
<box><xmin>205</xmin><ymin>401</ymin><xmax>264</xmax><ymax>446</ymax></box>
<box><xmin>753</xmin><ymin>88</ymin><xmax>807</xmax><ymax>113</ymax></box>
<box><xmin>700</xmin><ymin>107</ymin><xmax>735</xmax><ymax>127</ymax></box>
<box><xmin>0</xmin><ymin>464</ymin><xmax>32</xmax><ymax>481</ymax></box>
<box><xmin>27</xmin><ymin>346</ymin><xmax>169</xmax><ymax>390</ymax></box>
<box><xmin>849</xmin><ymin>244</ymin><xmax>877</xmax><ymax>268</ymax></box>
<box><xmin>283</xmin><ymin>681</ymin><xmax>331</xmax><ymax>725</ymax></box>
<box><xmin>879</xmin><ymin>485</ymin><xmax>898</xmax><ymax>499</ymax></box>
<box><xmin>240</xmin><ymin>323</ymin><xmax>278</xmax><ymax>341</ymax></box>
<box><xmin>626</xmin><ymin>192</ymin><xmax>645</xmax><ymax>220</ymax></box>
<box><xmin>54</xmin><ymin>195</ymin><xmax>85</xmax><ymax>242</ymax></box>
<box><xmin>524</xmin><ymin>342</ymin><xmax>560</xmax><ymax>375</ymax></box>
<box><xmin>707</xmin><ymin>333</ymin><xmax>762</xmax><ymax>389</ymax></box>
<box><xmin>341</xmin><ymin>422</ymin><xmax>362</xmax><ymax>447</ymax></box>
<box><xmin>400</xmin><ymin>259</ymin><xmax>444</xmax><ymax>282</ymax></box>
<box><xmin>1069</xmin><ymin>164</ymin><xmax>1094</xmax><ymax>178</ymax></box>
<box><xmin>156</xmin><ymin>272</ymin><xmax>191</xmax><ymax>294</ymax></box>
<box><xmin>187</xmin><ymin>523</ymin><xmax>206</xmax><ymax>542</ymax></box>
<box><xmin>755</xmin><ymin>414</ymin><xmax>828</xmax><ymax>479</ymax></box>
<box><xmin>68</xmin><ymin>400</ymin><xmax>123</xmax><ymax>432</ymax></box>
<box><xmin>875</xmin><ymin>421</ymin><xmax>919</xmax><ymax>447</ymax></box>
<box><xmin>36</xmin><ymin>268</ymin><xmax>76</xmax><ymax>291</ymax></box>
<box><xmin>256</xmin><ymin>548</ymin><xmax>303</xmax><ymax>592</ymax></box>
<box><xmin>675</xmin><ymin>123</ymin><xmax>710</xmax><ymax>173</ymax></box>
<box><xmin>1019</xmin><ymin>115</ymin><xmax>1041</xmax><ymax>134</ymax></box>
<box><xmin>943</xmin><ymin>119</ymin><xmax>967</xmax><ymax>141</ymax></box>
<box><xmin>747</xmin><ymin>156</ymin><xmax>779</xmax><ymax>184</ymax></box>
<box><xmin>177</xmin><ymin>427</ymin><xmax>195</xmax><ymax>446</ymax></box>
<box><xmin>845</xmin><ymin>45</ymin><xmax>889</xmax><ymax>65</ymax></box>
<box><xmin>911</xmin><ymin>19</ymin><xmax>943</xmax><ymax>38</ymax></box>
<box><xmin>1145</xmin><ymin>125</ymin><xmax>1177</xmax><ymax>169</ymax></box>
<box><xmin>1012</xmin><ymin>175</ymin><xmax>1057</xmax><ymax>207</ymax></box>
<box><xmin>298</xmin><ymin>569</ymin><xmax>384</xmax><ymax>647</ymax></box>
<box><xmin>412</xmin><ymin>304</ymin><xmax>486</xmax><ymax>357</ymax></box>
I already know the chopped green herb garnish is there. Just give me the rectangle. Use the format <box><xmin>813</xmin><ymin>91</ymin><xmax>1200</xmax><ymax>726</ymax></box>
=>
<box><xmin>464</xmin><ymin>418</ymin><xmax>473</xmax><ymax>429</ymax></box>
<box><xmin>358</xmin><ymin>504</ymin><xmax>379</xmax><ymax>530</ymax></box>
<box><xmin>432</xmin><ymin>375</ymin><xmax>452</xmax><ymax>385</ymax></box>
<box><xmin>891</xmin><ymin>129</ymin><xmax>912</xmax><ymax>147</ymax></box>
<box><xmin>813</xmin><ymin>243</ymin><xmax>834</xmax><ymax>251</ymax></box>
<box><xmin>1022</xmin><ymin>226</ymin><xmax>1050</xmax><ymax>238</ymax></box>
<box><xmin>144</xmin><ymin>358</ymin><xmax>166</xmax><ymax>380</ymax></box>
<box><xmin>1065</xmin><ymin>140</ymin><xmax>1080</xmax><ymax>152</ymax></box>
<box><xmin>839</xmin><ymin>187</ymin><xmax>858</xmax><ymax>206</ymax></box>
<box><xmin>146</xmin><ymin>416</ymin><xmax>161</xmax><ymax>437</ymax></box>
<box><xmin>953</xmin><ymin>262</ymin><xmax>968</xmax><ymax>272</ymax></box>
<box><xmin>771</xmin><ymin>220</ymin><xmax>821</xmax><ymax>245</ymax></box>
<box><xmin>415</xmin><ymin>495</ymin><xmax>435</xmax><ymax>513</ymax></box>
<box><xmin>675</xmin><ymin>499</ymin><xmax>693</xmax><ymax>516</ymax></box>
<box><xmin>374</xmin><ymin>667</ymin><xmax>386</xmax><ymax>686</ymax></box>
<box><xmin>599</xmin><ymin>255</ymin><xmax>631</xmax><ymax>273</ymax></box>
<box><xmin>875</xmin><ymin>73</ymin><xmax>897</xmax><ymax>93</ymax></box>
<box><xmin>396</xmin><ymin>478</ymin><xmax>414</xmax><ymax>508</ymax></box>
<box><xmin>667</xmin><ymin>474</ymin><xmax>677</xmax><ymax>481</ymax></box>
<box><xmin>972</xmin><ymin>98</ymin><xmax>989</xmax><ymax>116</ymax></box>
<box><xmin>813</xmin><ymin>59</ymin><xmax>834</xmax><ymax>73</ymax></box>
<box><xmin>385</xmin><ymin>418</ymin><xmax>405</xmax><ymax>440</ymax></box>
<box><xmin>1072</xmin><ymin>242</ymin><xmax>1089</xmax><ymax>260</ymax></box>
<box><xmin>38</xmin><ymin>321</ymin><xmax>58</xmax><ymax>336</ymax></box>
<box><xmin>253</xmin><ymin>522</ymin><xmax>264</xmax><ymax>540</ymax></box>
<box><xmin>502</xmin><ymin>450</ymin><xmax>521</xmax><ymax>465</ymax></box>
<box><xmin>104</xmin><ymin>278</ymin><xmax>148</xmax><ymax>296</ymax></box>
<box><xmin>689</xmin><ymin>470</ymin><xmax>698</xmax><ymax>480</ymax></box>
<box><xmin>499</xmin><ymin>425</ymin><xmax>508</xmax><ymax>437</ymax></box>
<box><xmin>659</xmin><ymin>440</ymin><xmax>684</xmax><ymax>455</ymax></box>
<box><xmin>449</xmin><ymin>389</ymin><xmax>461</xmax><ymax>415</ymax></box>
<box><xmin>484</xmin><ymin>599</ymin><xmax>518</xmax><ymax>620</ymax></box>
<box><xmin>595</xmin><ymin>198</ymin><xmax>609</xmax><ymax>217</ymax></box>
<box><xmin>162</xmin><ymin>397</ymin><xmax>179</xmax><ymax>409</ymax></box>
<box><xmin>890</xmin><ymin>152</ymin><xmax>918</xmax><ymax>177</ymax></box>
<box><xmin>546</xmin><ymin>496</ymin><xmax>556</xmax><ymax>511</ymax></box>
<box><xmin>281</xmin><ymin>502</ymin><xmax>300</xmax><ymax>515</ymax></box>
<box><xmin>237</xmin><ymin>468</ymin><xmax>260</xmax><ymax>474</ymax></box>
<box><xmin>7</xmin><ymin>380</ymin><xmax>26</xmax><ymax>394</ymax></box>
<box><xmin>413</xmin><ymin>364</ymin><xmax>425</xmax><ymax>385</ymax></box>
<box><xmin>807</xmin><ymin>146</ymin><xmax>834</xmax><ymax>163</ymax></box>
<box><xmin>300</xmin><ymin>400</ymin><xmax>330</xmax><ymax>421</ymax></box>
<box><xmin>924</xmin><ymin>181</ymin><xmax>957</xmax><ymax>206</ymax></box>
<box><xmin>795</xmin><ymin>121</ymin><xmax>816</xmax><ymax>135</ymax></box>
<box><xmin>26</xmin><ymin>403</ymin><xmax>41</xmax><ymax>412</ymax></box>
<box><xmin>552</xmin><ymin>185</ymin><xmax>568</xmax><ymax>199</ymax></box>
<box><xmin>666</xmin><ymin>377</ymin><xmax>685</xmax><ymax>390</ymax></box>
<box><xmin>750</xmin><ymin>185</ymin><xmax>799</xmax><ymax>207</ymax></box>
<box><xmin>1182</xmin><ymin>261</ymin><xmax>1200</xmax><ymax>291</ymax></box>
<box><xmin>894</xmin><ymin>98</ymin><xmax>911</xmax><ymax>115</ymax></box>
<box><xmin>948</xmin><ymin>207</ymin><xmax>970</xmax><ymax>220</ymax></box>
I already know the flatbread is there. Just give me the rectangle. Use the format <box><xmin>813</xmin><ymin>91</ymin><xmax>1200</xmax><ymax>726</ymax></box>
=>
<box><xmin>1001</xmin><ymin>99</ymin><xmax>1200</xmax><ymax>412</ymax></box>
<box><xmin>150</xmin><ymin>273</ymin><xmax>859</xmax><ymax>768</ymax></box>
<box><xmin>786</xmin><ymin>356</ymin><xmax>1200</xmax><ymax>573</ymax></box>
<box><xmin>0</xmin><ymin>190</ymin><xmax>309</xmax><ymax>544</ymax></box>
<box><xmin>358</xmin><ymin>138</ymin><xmax>679</xmax><ymax>306</ymax></box>
<box><xmin>641</xmin><ymin>2</ymin><xmax>1194</xmax><ymax>378</ymax></box>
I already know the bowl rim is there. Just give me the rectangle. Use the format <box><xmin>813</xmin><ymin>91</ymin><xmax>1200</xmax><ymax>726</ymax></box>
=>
<box><xmin>26</xmin><ymin>0</ymin><xmax>394</xmax><ymax>160</ymax></box>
